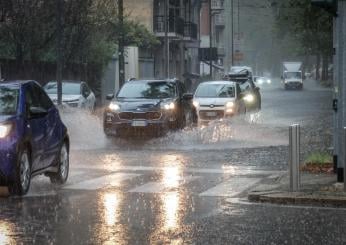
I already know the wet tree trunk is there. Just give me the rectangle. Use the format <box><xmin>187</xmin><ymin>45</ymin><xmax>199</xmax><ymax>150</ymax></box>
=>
<box><xmin>322</xmin><ymin>54</ymin><xmax>328</xmax><ymax>81</ymax></box>
<box><xmin>316</xmin><ymin>54</ymin><xmax>321</xmax><ymax>80</ymax></box>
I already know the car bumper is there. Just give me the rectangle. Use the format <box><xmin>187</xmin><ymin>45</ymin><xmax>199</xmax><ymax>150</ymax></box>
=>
<box><xmin>285</xmin><ymin>82</ymin><xmax>303</xmax><ymax>89</ymax></box>
<box><xmin>104</xmin><ymin>111</ymin><xmax>174</xmax><ymax>136</ymax></box>
<box><xmin>197</xmin><ymin>108</ymin><xmax>235</xmax><ymax>124</ymax></box>
<box><xmin>0</xmin><ymin>139</ymin><xmax>18</xmax><ymax>183</ymax></box>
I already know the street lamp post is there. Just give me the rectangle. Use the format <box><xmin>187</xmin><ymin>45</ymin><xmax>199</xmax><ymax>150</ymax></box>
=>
<box><xmin>56</xmin><ymin>0</ymin><xmax>64</xmax><ymax>106</ymax></box>
<box><xmin>118</xmin><ymin>0</ymin><xmax>125</xmax><ymax>88</ymax></box>
<box><xmin>209</xmin><ymin>0</ymin><xmax>213</xmax><ymax>78</ymax></box>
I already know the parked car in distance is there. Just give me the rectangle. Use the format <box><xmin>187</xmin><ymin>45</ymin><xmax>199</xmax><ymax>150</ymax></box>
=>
<box><xmin>44</xmin><ymin>80</ymin><xmax>96</xmax><ymax>111</ymax></box>
<box><xmin>0</xmin><ymin>80</ymin><xmax>70</xmax><ymax>195</ymax></box>
<box><xmin>224</xmin><ymin>69</ymin><xmax>261</xmax><ymax>112</ymax></box>
<box><xmin>193</xmin><ymin>81</ymin><xmax>246</xmax><ymax>125</ymax></box>
<box><xmin>103</xmin><ymin>79</ymin><xmax>197</xmax><ymax>137</ymax></box>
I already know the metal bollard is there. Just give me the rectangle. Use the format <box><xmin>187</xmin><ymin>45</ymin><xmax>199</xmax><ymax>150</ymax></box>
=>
<box><xmin>289</xmin><ymin>124</ymin><xmax>300</xmax><ymax>191</ymax></box>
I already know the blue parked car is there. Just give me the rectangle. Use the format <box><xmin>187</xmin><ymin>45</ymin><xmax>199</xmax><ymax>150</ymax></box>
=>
<box><xmin>0</xmin><ymin>80</ymin><xmax>70</xmax><ymax>195</ymax></box>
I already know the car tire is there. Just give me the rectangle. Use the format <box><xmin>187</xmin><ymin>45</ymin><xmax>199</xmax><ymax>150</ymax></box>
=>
<box><xmin>10</xmin><ymin>147</ymin><xmax>31</xmax><ymax>195</ymax></box>
<box><xmin>50</xmin><ymin>142</ymin><xmax>69</xmax><ymax>184</ymax></box>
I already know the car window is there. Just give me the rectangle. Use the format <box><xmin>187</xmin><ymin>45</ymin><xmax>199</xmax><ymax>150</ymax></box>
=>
<box><xmin>26</xmin><ymin>83</ymin><xmax>53</xmax><ymax>110</ymax></box>
<box><xmin>44</xmin><ymin>82</ymin><xmax>81</xmax><ymax>95</ymax></box>
<box><xmin>118</xmin><ymin>81</ymin><xmax>176</xmax><ymax>99</ymax></box>
<box><xmin>0</xmin><ymin>86</ymin><xmax>19</xmax><ymax>115</ymax></box>
<box><xmin>195</xmin><ymin>84</ymin><xmax>235</xmax><ymax>98</ymax></box>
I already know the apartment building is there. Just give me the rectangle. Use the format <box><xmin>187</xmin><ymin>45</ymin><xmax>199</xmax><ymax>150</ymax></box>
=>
<box><xmin>125</xmin><ymin>0</ymin><xmax>202</xmax><ymax>80</ymax></box>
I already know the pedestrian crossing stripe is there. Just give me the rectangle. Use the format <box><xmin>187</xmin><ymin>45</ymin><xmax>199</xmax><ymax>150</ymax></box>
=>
<box><xmin>128</xmin><ymin>176</ymin><xmax>200</xmax><ymax>193</ymax></box>
<box><xmin>64</xmin><ymin>172</ymin><xmax>141</xmax><ymax>190</ymax></box>
<box><xmin>199</xmin><ymin>177</ymin><xmax>261</xmax><ymax>197</ymax></box>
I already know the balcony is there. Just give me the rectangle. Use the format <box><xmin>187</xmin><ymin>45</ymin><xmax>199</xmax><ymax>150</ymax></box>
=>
<box><xmin>214</xmin><ymin>13</ymin><xmax>225</xmax><ymax>26</ymax></box>
<box><xmin>184</xmin><ymin>22</ymin><xmax>198</xmax><ymax>41</ymax></box>
<box><xmin>211</xmin><ymin>0</ymin><xmax>224</xmax><ymax>10</ymax></box>
<box><xmin>154</xmin><ymin>15</ymin><xmax>185</xmax><ymax>38</ymax></box>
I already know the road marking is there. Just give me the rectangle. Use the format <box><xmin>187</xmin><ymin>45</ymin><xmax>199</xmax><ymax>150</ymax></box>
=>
<box><xmin>72</xmin><ymin>165</ymin><xmax>284</xmax><ymax>176</ymax></box>
<box><xmin>64</xmin><ymin>172</ymin><xmax>140</xmax><ymax>190</ymax></box>
<box><xmin>199</xmin><ymin>177</ymin><xmax>261</xmax><ymax>197</ymax></box>
<box><xmin>128</xmin><ymin>176</ymin><xmax>200</xmax><ymax>193</ymax></box>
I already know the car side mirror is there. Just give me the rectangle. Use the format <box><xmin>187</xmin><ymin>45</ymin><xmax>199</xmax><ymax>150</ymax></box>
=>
<box><xmin>29</xmin><ymin>107</ymin><xmax>48</xmax><ymax>118</ymax></box>
<box><xmin>106</xmin><ymin>94</ymin><xmax>114</xmax><ymax>100</ymax></box>
<box><xmin>183</xmin><ymin>93</ymin><xmax>193</xmax><ymax>100</ymax></box>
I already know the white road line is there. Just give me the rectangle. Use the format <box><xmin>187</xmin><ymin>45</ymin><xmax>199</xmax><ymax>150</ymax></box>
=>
<box><xmin>128</xmin><ymin>176</ymin><xmax>200</xmax><ymax>193</ymax></box>
<box><xmin>64</xmin><ymin>172</ymin><xmax>140</xmax><ymax>190</ymax></box>
<box><xmin>72</xmin><ymin>165</ymin><xmax>284</xmax><ymax>176</ymax></box>
<box><xmin>199</xmin><ymin>177</ymin><xmax>261</xmax><ymax>197</ymax></box>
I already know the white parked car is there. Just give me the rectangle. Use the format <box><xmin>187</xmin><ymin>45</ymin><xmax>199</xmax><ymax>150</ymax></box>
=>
<box><xmin>193</xmin><ymin>81</ymin><xmax>246</xmax><ymax>125</ymax></box>
<box><xmin>44</xmin><ymin>80</ymin><xmax>96</xmax><ymax>111</ymax></box>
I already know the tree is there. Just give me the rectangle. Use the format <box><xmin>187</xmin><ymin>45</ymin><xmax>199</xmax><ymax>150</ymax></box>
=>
<box><xmin>274</xmin><ymin>0</ymin><xmax>333</xmax><ymax>80</ymax></box>
<box><xmin>0</xmin><ymin>0</ymin><xmax>159</xmax><ymax>83</ymax></box>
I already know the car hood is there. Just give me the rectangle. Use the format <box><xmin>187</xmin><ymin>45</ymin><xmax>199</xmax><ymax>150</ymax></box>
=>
<box><xmin>47</xmin><ymin>94</ymin><xmax>81</xmax><ymax>102</ymax></box>
<box><xmin>194</xmin><ymin>97</ymin><xmax>236</xmax><ymax>106</ymax></box>
<box><xmin>115</xmin><ymin>98</ymin><xmax>171</xmax><ymax>112</ymax></box>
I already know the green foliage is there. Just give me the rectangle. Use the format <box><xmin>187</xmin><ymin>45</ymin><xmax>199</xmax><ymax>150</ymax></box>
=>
<box><xmin>0</xmin><ymin>0</ymin><xmax>159</xmax><ymax>67</ymax></box>
<box><xmin>304</xmin><ymin>152</ymin><xmax>332</xmax><ymax>166</ymax></box>
<box><xmin>274</xmin><ymin>0</ymin><xmax>333</xmax><ymax>57</ymax></box>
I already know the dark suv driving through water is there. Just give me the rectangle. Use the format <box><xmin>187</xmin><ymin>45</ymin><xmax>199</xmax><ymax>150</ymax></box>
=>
<box><xmin>103</xmin><ymin>79</ymin><xmax>197</xmax><ymax>137</ymax></box>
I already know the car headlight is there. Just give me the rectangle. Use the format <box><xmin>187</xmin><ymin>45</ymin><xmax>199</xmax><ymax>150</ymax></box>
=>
<box><xmin>109</xmin><ymin>102</ymin><xmax>120</xmax><ymax>111</ymax></box>
<box><xmin>225</xmin><ymin>101</ymin><xmax>234</xmax><ymax>108</ymax></box>
<box><xmin>258</xmin><ymin>79</ymin><xmax>264</xmax><ymax>85</ymax></box>
<box><xmin>244</xmin><ymin>94</ymin><xmax>255</xmax><ymax>103</ymax></box>
<box><xmin>267</xmin><ymin>79</ymin><xmax>272</xmax><ymax>84</ymax></box>
<box><xmin>0</xmin><ymin>124</ymin><xmax>12</xmax><ymax>138</ymax></box>
<box><xmin>162</xmin><ymin>102</ymin><xmax>175</xmax><ymax>110</ymax></box>
<box><xmin>193</xmin><ymin>100</ymin><xmax>199</xmax><ymax>108</ymax></box>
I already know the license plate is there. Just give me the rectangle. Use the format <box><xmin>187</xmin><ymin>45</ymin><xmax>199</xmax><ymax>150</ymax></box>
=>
<box><xmin>131</xmin><ymin>120</ymin><xmax>147</xmax><ymax>127</ymax></box>
<box><xmin>206</xmin><ymin>112</ymin><xmax>217</xmax><ymax>117</ymax></box>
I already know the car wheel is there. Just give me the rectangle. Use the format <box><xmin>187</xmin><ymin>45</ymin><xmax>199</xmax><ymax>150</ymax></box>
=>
<box><xmin>50</xmin><ymin>142</ymin><xmax>69</xmax><ymax>184</ymax></box>
<box><xmin>10</xmin><ymin>148</ymin><xmax>31</xmax><ymax>195</ymax></box>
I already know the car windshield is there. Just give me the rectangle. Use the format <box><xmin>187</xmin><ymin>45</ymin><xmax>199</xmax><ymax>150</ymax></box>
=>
<box><xmin>195</xmin><ymin>84</ymin><xmax>235</xmax><ymax>98</ymax></box>
<box><xmin>117</xmin><ymin>81</ymin><xmax>176</xmax><ymax>99</ymax></box>
<box><xmin>284</xmin><ymin>72</ymin><xmax>301</xmax><ymax>79</ymax></box>
<box><xmin>0</xmin><ymin>86</ymin><xmax>19</xmax><ymax>115</ymax></box>
<box><xmin>44</xmin><ymin>82</ymin><xmax>81</xmax><ymax>95</ymax></box>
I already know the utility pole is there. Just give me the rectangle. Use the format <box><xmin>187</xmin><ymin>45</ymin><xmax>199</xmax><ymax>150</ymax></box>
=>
<box><xmin>209</xmin><ymin>0</ymin><xmax>213</xmax><ymax>78</ymax></box>
<box><xmin>56</xmin><ymin>0</ymin><xmax>64</xmax><ymax>106</ymax></box>
<box><xmin>164</xmin><ymin>0</ymin><xmax>169</xmax><ymax>78</ymax></box>
<box><xmin>231</xmin><ymin>0</ymin><xmax>234</xmax><ymax>66</ymax></box>
<box><xmin>118</xmin><ymin>0</ymin><xmax>125</xmax><ymax>87</ymax></box>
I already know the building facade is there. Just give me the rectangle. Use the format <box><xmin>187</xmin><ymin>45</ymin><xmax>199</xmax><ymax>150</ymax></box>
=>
<box><xmin>125</xmin><ymin>0</ymin><xmax>202</xmax><ymax>80</ymax></box>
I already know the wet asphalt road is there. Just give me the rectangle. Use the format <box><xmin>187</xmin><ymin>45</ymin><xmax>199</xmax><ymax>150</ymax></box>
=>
<box><xmin>0</xmin><ymin>79</ymin><xmax>340</xmax><ymax>245</ymax></box>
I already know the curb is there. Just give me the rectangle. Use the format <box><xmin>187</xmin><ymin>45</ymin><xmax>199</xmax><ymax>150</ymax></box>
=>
<box><xmin>248</xmin><ymin>191</ymin><xmax>346</xmax><ymax>207</ymax></box>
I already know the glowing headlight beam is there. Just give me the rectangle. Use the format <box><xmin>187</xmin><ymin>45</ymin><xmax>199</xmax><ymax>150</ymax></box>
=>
<box><xmin>163</xmin><ymin>102</ymin><xmax>175</xmax><ymax>110</ymax></box>
<box><xmin>225</xmin><ymin>101</ymin><xmax>234</xmax><ymax>108</ymax></box>
<box><xmin>193</xmin><ymin>101</ymin><xmax>199</xmax><ymax>108</ymax></box>
<box><xmin>109</xmin><ymin>102</ymin><xmax>120</xmax><ymax>111</ymax></box>
<box><xmin>244</xmin><ymin>94</ymin><xmax>255</xmax><ymax>103</ymax></box>
<box><xmin>0</xmin><ymin>124</ymin><xmax>12</xmax><ymax>138</ymax></box>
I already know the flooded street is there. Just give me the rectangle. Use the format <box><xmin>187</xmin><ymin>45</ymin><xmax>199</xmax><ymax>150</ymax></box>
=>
<box><xmin>0</xmin><ymin>79</ymin><xmax>340</xmax><ymax>244</ymax></box>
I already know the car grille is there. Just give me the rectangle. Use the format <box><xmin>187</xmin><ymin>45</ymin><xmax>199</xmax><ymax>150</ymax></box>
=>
<box><xmin>118</xmin><ymin>112</ymin><xmax>162</xmax><ymax>120</ymax></box>
<box><xmin>199</xmin><ymin>110</ymin><xmax>224</xmax><ymax>120</ymax></box>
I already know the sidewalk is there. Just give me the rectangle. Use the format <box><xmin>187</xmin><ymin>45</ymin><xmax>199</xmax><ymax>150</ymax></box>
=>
<box><xmin>247</xmin><ymin>172</ymin><xmax>346</xmax><ymax>207</ymax></box>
